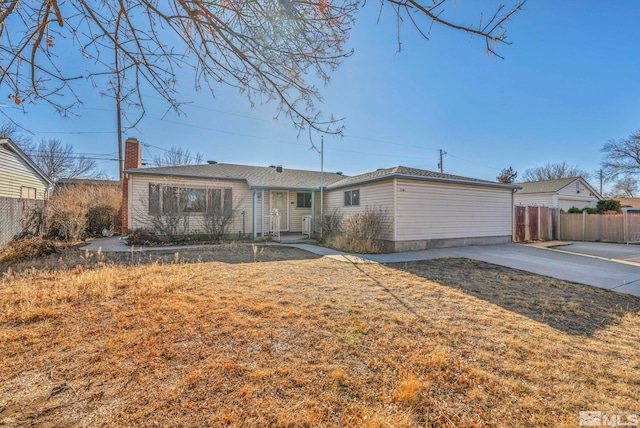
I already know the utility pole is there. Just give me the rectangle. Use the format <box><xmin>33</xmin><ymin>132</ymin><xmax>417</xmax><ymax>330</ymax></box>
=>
<box><xmin>438</xmin><ymin>149</ymin><xmax>447</xmax><ymax>173</ymax></box>
<box><xmin>599</xmin><ymin>169</ymin><xmax>603</xmax><ymax>195</ymax></box>
<box><xmin>320</xmin><ymin>135</ymin><xmax>324</xmax><ymax>240</ymax></box>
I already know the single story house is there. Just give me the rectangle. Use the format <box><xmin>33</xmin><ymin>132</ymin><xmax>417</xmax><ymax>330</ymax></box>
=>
<box><xmin>122</xmin><ymin>138</ymin><xmax>520</xmax><ymax>252</ymax></box>
<box><xmin>0</xmin><ymin>138</ymin><xmax>53</xmax><ymax>247</ymax></box>
<box><xmin>513</xmin><ymin>177</ymin><xmax>601</xmax><ymax>211</ymax></box>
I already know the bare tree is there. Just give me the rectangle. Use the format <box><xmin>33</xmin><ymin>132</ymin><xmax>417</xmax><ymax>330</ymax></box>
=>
<box><xmin>608</xmin><ymin>176</ymin><xmax>638</xmax><ymax>198</ymax></box>
<box><xmin>0</xmin><ymin>1</ymin><xmax>526</xmax><ymax>134</ymax></box>
<box><xmin>601</xmin><ymin>130</ymin><xmax>640</xmax><ymax>180</ymax></box>
<box><xmin>0</xmin><ymin>121</ymin><xmax>32</xmax><ymax>147</ymax></box>
<box><xmin>497</xmin><ymin>166</ymin><xmax>517</xmax><ymax>183</ymax></box>
<box><xmin>21</xmin><ymin>139</ymin><xmax>101</xmax><ymax>183</ymax></box>
<box><xmin>521</xmin><ymin>162</ymin><xmax>591</xmax><ymax>182</ymax></box>
<box><xmin>151</xmin><ymin>146</ymin><xmax>204</xmax><ymax>167</ymax></box>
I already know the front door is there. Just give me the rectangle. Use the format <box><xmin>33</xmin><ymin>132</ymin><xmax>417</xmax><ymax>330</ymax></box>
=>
<box><xmin>271</xmin><ymin>191</ymin><xmax>289</xmax><ymax>232</ymax></box>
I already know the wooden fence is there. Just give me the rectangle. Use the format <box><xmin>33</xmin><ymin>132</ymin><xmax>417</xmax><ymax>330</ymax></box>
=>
<box><xmin>559</xmin><ymin>210</ymin><xmax>640</xmax><ymax>243</ymax></box>
<box><xmin>514</xmin><ymin>206</ymin><xmax>559</xmax><ymax>242</ymax></box>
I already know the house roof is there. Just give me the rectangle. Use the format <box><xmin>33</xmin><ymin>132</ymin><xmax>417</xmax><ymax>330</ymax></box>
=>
<box><xmin>125</xmin><ymin>163</ymin><xmax>346</xmax><ymax>190</ymax></box>
<box><xmin>126</xmin><ymin>163</ymin><xmax>520</xmax><ymax>191</ymax></box>
<box><xmin>327</xmin><ymin>166</ymin><xmax>520</xmax><ymax>190</ymax></box>
<box><xmin>0</xmin><ymin>138</ymin><xmax>53</xmax><ymax>186</ymax></box>
<box><xmin>516</xmin><ymin>177</ymin><xmax>601</xmax><ymax>197</ymax></box>
<box><xmin>615</xmin><ymin>197</ymin><xmax>640</xmax><ymax>208</ymax></box>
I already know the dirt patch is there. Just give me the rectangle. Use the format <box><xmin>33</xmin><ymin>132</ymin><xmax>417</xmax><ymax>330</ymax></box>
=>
<box><xmin>0</xmin><ymin>244</ymin><xmax>319</xmax><ymax>274</ymax></box>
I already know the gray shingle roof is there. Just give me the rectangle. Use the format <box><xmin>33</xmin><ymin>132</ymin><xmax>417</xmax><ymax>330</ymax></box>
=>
<box><xmin>125</xmin><ymin>163</ymin><xmax>345</xmax><ymax>190</ymax></box>
<box><xmin>327</xmin><ymin>166</ymin><xmax>519</xmax><ymax>190</ymax></box>
<box><xmin>126</xmin><ymin>163</ymin><xmax>520</xmax><ymax>191</ymax></box>
<box><xmin>516</xmin><ymin>177</ymin><xmax>581</xmax><ymax>194</ymax></box>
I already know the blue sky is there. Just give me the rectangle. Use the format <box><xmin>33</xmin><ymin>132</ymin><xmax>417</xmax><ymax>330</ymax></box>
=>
<box><xmin>3</xmin><ymin>1</ymin><xmax>639</xmax><ymax>192</ymax></box>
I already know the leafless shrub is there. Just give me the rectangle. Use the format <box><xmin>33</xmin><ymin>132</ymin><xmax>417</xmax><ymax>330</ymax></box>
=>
<box><xmin>150</xmin><ymin>209</ymin><xmax>189</xmax><ymax>242</ymax></box>
<box><xmin>21</xmin><ymin>200</ymin><xmax>48</xmax><ymax>236</ymax></box>
<box><xmin>48</xmin><ymin>184</ymin><xmax>121</xmax><ymax>241</ymax></box>
<box><xmin>321</xmin><ymin>209</ymin><xmax>343</xmax><ymax>238</ymax></box>
<box><xmin>327</xmin><ymin>206</ymin><xmax>388</xmax><ymax>254</ymax></box>
<box><xmin>203</xmin><ymin>206</ymin><xmax>234</xmax><ymax>240</ymax></box>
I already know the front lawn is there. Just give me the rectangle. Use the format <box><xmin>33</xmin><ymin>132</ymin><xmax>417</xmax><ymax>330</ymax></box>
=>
<box><xmin>1</xmin><ymin>246</ymin><xmax>638</xmax><ymax>426</ymax></box>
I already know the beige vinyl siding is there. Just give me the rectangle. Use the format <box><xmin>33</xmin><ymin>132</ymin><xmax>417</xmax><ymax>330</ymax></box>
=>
<box><xmin>557</xmin><ymin>180</ymin><xmax>598</xmax><ymax>209</ymax></box>
<box><xmin>0</xmin><ymin>145</ymin><xmax>48</xmax><ymax>199</ymax></box>
<box><xmin>289</xmin><ymin>191</ymin><xmax>312</xmax><ymax>232</ymax></box>
<box><xmin>324</xmin><ymin>180</ymin><xmax>395</xmax><ymax>240</ymax></box>
<box><xmin>513</xmin><ymin>193</ymin><xmax>555</xmax><ymax>207</ymax></box>
<box><xmin>557</xmin><ymin>198</ymin><xmax>597</xmax><ymax>211</ymax></box>
<box><xmin>394</xmin><ymin>179</ymin><xmax>512</xmax><ymax>241</ymax></box>
<box><xmin>128</xmin><ymin>175</ymin><xmax>254</xmax><ymax>235</ymax></box>
<box><xmin>557</xmin><ymin>180</ymin><xmax>588</xmax><ymax>197</ymax></box>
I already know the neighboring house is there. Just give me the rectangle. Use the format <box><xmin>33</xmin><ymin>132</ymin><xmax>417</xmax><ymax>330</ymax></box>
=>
<box><xmin>0</xmin><ymin>138</ymin><xmax>53</xmax><ymax>247</ymax></box>
<box><xmin>0</xmin><ymin>138</ymin><xmax>52</xmax><ymax>200</ymax></box>
<box><xmin>514</xmin><ymin>177</ymin><xmax>601</xmax><ymax>210</ymax></box>
<box><xmin>55</xmin><ymin>178</ymin><xmax>121</xmax><ymax>191</ymax></box>
<box><xmin>122</xmin><ymin>138</ymin><xmax>519</xmax><ymax>252</ymax></box>
<box><xmin>614</xmin><ymin>198</ymin><xmax>640</xmax><ymax>208</ymax></box>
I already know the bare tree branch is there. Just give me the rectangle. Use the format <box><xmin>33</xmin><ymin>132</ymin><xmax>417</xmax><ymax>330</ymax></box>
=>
<box><xmin>601</xmin><ymin>130</ymin><xmax>640</xmax><ymax>180</ymax></box>
<box><xmin>0</xmin><ymin>1</ymin><xmax>525</xmax><ymax>134</ymax></box>
<box><xmin>151</xmin><ymin>146</ymin><xmax>205</xmax><ymax>167</ymax></box>
<box><xmin>522</xmin><ymin>161</ymin><xmax>591</xmax><ymax>182</ymax></box>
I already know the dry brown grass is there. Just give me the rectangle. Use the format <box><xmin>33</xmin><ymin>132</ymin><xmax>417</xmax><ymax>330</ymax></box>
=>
<box><xmin>0</xmin><ymin>247</ymin><xmax>638</xmax><ymax>427</ymax></box>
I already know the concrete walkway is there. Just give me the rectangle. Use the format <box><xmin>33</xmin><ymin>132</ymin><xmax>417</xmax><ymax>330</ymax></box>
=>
<box><xmin>81</xmin><ymin>238</ymin><xmax>640</xmax><ymax>297</ymax></box>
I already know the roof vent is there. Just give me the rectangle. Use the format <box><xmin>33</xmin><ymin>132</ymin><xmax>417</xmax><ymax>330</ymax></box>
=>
<box><xmin>276</xmin><ymin>165</ymin><xmax>283</xmax><ymax>173</ymax></box>
<box><xmin>207</xmin><ymin>160</ymin><xmax>217</xmax><ymax>165</ymax></box>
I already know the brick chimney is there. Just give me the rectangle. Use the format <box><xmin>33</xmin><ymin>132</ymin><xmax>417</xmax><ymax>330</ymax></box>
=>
<box><xmin>121</xmin><ymin>137</ymin><xmax>142</xmax><ymax>233</ymax></box>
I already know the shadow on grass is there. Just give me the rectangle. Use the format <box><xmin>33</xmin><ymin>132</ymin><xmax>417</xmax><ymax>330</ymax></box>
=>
<box><xmin>0</xmin><ymin>245</ymin><xmax>321</xmax><ymax>274</ymax></box>
<box><xmin>388</xmin><ymin>257</ymin><xmax>640</xmax><ymax>337</ymax></box>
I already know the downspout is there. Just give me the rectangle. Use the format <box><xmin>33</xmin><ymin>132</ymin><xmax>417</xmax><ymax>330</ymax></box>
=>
<box><xmin>311</xmin><ymin>190</ymin><xmax>315</xmax><ymax>235</ymax></box>
<box><xmin>511</xmin><ymin>188</ymin><xmax>516</xmax><ymax>243</ymax></box>
<box><xmin>261</xmin><ymin>188</ymin><xmax>265</xmax><ymax>237</ymax></box>
<box><xmin>392</xmin><ymin>178</ymin><xmax>397</xmax><ymax>249</ymax></box>
<box><xmin>252</xmin><ymin>189</ymin><xmax>257</xmax><ymax>239</ymax></box>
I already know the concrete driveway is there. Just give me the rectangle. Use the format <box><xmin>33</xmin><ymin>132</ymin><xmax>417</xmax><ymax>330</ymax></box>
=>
<box><xmin>547</xmin><ymin>241</ymin><xmax>640</xmax><ymax>265</ymax></box>
<box><xmin>350</xmin><ymin>244</ymin><xmax>640</xmax><ymax>297</ymax></box>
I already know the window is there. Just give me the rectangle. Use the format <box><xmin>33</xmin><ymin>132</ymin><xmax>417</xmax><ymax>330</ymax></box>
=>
<box><xmin>182</xmin><ymin>188</ymin><xmax>206</xmax><ymax>212</ymax></box>
<box><xmin>21</xmin><ymin>187</ymin><xmax>37</xmax><ymax>199</ymax></box>
<box><xmin>149</xmin><ymin>184</ymin><xmax>232</xmax><ymax>216</ymax></box>
<box><xmin>344</xmin><ymin>189</ymin><xmax>360</xmax><ymax>207</ymax></box>
<box><xmin>296</xmin><ymin>192</ymin><xmax>312</xmax><ymax>208</ymax></box>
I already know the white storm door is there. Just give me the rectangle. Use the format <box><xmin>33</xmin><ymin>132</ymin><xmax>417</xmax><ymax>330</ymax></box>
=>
<box><xmin>270</xmin><ymin>191</ymin><xmax>289</xmax><ymax>231</ymax></box>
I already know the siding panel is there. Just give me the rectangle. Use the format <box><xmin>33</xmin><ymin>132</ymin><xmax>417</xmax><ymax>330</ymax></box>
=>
<box><xmin>394</xmin><ymin>179</ymin><xmax>512</xmax><ymax>241</ymax></box>
<box><xmin>324</xmin><ymin>181</ymin><xmax>395</xmax><ymax>240</ymax></box>
<box><xmin>0</xmin><ymin>145</ymin><xmax>49</xmax><ymax>199</ymax></box>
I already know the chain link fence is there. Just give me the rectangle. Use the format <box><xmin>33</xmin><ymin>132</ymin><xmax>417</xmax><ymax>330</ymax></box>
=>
<box><xmin>0</xmin><ymin>197</ymin><xmax>46</xmax><ymax>248</ymax></box>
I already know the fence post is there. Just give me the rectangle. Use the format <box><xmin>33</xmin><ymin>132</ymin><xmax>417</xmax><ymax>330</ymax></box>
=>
<box><xmin>525</xmin><ymin>206</ymin><xmax>530</xmax><ymax>241</ymax></box>
<box><xmin>537</xmin><ymin>206</ymin><xmax>541</xmax><ymax>240</ymax></box>
<box><xmin>582</xmin><ymin>210</ymin><xmax>586</xmax><ymax>241</ymax></box>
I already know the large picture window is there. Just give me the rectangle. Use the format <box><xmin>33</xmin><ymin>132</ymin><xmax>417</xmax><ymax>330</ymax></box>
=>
<box><xmin>344</xmin><ymin>189</ymin><xmax>360</xmax><ymax>207</ymax></box>
<box><xmin>149</xmin><ymin>184</ymin><xmax>231</xmax><ymax>216</ymax></box>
